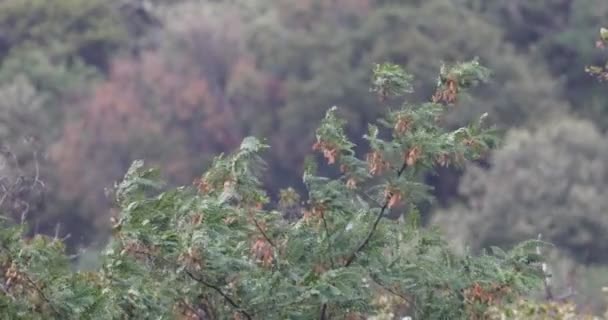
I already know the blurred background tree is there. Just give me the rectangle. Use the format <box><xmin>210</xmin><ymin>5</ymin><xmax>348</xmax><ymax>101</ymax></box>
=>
<box><xmin>434</xmin><ymin>116</ymin><xmax>608</xmax><ymax>263</ymax></box>
<box><xmin>49</xmin><ymin>0</ymin><xmax>571</xmax><ymax>237</ymax></box>
<box><xmin>463</xmin><ymin>0</ymin><xmax>608</xmax><ymax>128</ymax></box>
<box><xmin>0</xmin><ymin>0</ymin><xmax>159</xmax><ymax>246</ymax></box>
<box><xmin>0</xmin><ymin>0</ymin><xmax>129</xmax><ymax>69</ymax></box>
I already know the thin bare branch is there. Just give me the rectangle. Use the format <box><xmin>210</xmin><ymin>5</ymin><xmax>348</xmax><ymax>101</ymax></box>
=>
<box><xmin>252</xmin><ymin>218</ymin><xmax>275</xmax><ymax>248</ymax></box>
<box><xmin>536</xmin><ymin>234</ymin><xmax>553</xmax><ymax>300</ymax></box>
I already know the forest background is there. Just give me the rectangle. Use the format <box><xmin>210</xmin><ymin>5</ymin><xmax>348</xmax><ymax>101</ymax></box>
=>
<box><xmin>1</xmin><ymin>0</ymin><xmax>608</xmax><ymax>314</ymax></box>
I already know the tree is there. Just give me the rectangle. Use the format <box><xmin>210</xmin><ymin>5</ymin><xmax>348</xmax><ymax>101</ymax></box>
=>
<box><xmin>0</xmin><ymin>76</ymin><xmax>48</xmax><ymax>219</ymax></box>
<box><xmin>434</xmin><ymin>116</ymin><xmax>608</xmax><ymax>265</ymax></box>
<box><xmin>49</xmin><ymin>0</ymin><xmax>572</xmax><ymax>244</ymax></box>
<box><xmin>0</xmin><ymin>0</ymin><xmax>165</xmax><ymax>247</ymax></box>
<box><xmin>245</xmin><ymin>0</ymin><xmax>569</xmax><ymax>190</ymax></box>
<box><xmin>0</xmin><ymin>50</ymin><xmax>102</xmax><ymax>247</ymax></box>
<box><xmin>0</xmin><ymin>0</ymin><xmax>130</xmax><ymax>70</ymax></box>
<box><xmin>0</xmin><ymin>61</ymin><xmax>544</xmax><ymax>319</ymax></box>
<box><xmin>434</xmin><ymin>26</ymin><xmax>608</xmax><ymax>316</ymax></box>
<box><xmin>463</xmin><ymin>0</ymin><xmax>608</xmax><ymax>129</ymax></box>
<box><xmin>50</xmin><ymin>35</ymin><xmax>257</xmax><ymax>240</ymax></box>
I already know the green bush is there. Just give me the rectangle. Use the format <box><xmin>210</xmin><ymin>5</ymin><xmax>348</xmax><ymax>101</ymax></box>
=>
<box><xmin>0</xmin><ymin>61</ymin><xmax>544</xmax><ymax>319</ymax></box>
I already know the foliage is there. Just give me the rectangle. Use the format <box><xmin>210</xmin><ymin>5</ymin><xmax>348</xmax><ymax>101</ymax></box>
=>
<box><xmin>0</xmin><ymin>76</ymin><xmax>48</xmax><ymax>151</ymax></box>
<box><xmin>434</xmin><ymin>116</ymin><xmax>608</xmax><ymax>265</ymax></box>
<box><xmin>0</xmin><ymin>0</ymin><xmax>131</xmax><ymax>69</ymax></box>
<box><xmin>0</xmin><ymin>47</ymin><xmax>102</xmax><ymax>246</ymax></box>
<box><xmin>50</xmin><ymin>48</ymin><xmax>248</xmax><ymax>235</ymax></box>
<box><xmin>0</xmin><ymin>76</ymin><xmax>48</xmax><ymax>224</ymax></box>
<box><xmin>0</xmin><ymin>50</ymin><xmax>99</xmax><ymax>152</ymax></box>
<box><xmin>434</xmin><ymin>24</ymin><xmax>608</xmax><ymax>317</ymax></box>
<box><xmin>246</xmin><ymin>0</ymin><xmax>567</xmax><ymax>174</ymax></box>
<box><xmin>464</xmin><ymin>0</ymin><xmax>608</xmax><ymax>129</ymax></box>
<box><xmin>485</xmin><ymin>299</ymin><xmax>597</xmax><ymax>320</ymax></box>
<box><xmin>47</xmin><ymin>0</ymin><xmax>573</xmax><ymax>242</ymax></box>
<box><xmin>437</xmin><ymin>118</ymin><xmax>608</xmax><ymax>262</ymax></box>
<box><xmin>0</xmin><ymin>62</ymin><xmax>544</xmax><ymax>319</ymax></box>
<box><xmin>0</xmin><ymin>50</ymin><xmax>99</xmax><ymax>100</ymax></box>
<box><xmin>0</xmin><ymin>0</ymin><xmax>137</xmax><ymax>246</ymax></box>
<box><xmin>436</xmin><ymin>115</ymin><xmax>608</xmax><ymax>265</ymax></box>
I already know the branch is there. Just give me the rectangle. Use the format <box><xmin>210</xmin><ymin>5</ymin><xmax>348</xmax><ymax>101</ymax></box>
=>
<box><xmin>0</xmin><ymin>243</ymin><xmax>62</xmax><ymax>317</ymax></box>
<box><xmin>536</xmin><ymin>234</ymin><xmax>553</xmax><ymax>300</ymax></box>
<box><xmin>320</xmin><ymin>162</ymin><xmax>408</xmax><ymax>319</ymax></box>
<box><xmin>319</xmin><ymin>303</ymin><xmax>328</xmax><ymax>320</ymax></box>
<box><xmin>369</xmin><ymin>272</ymin><xmax>412</xmax><ymax>304</ymax></box>
<box><xmin>320</xmin><ymin>212</ymin><xmax>335</xmax><ymax>268</ymax></box>
<box><xmin>128</xmin><ymin>247</ymin><xmax>253</xmax><ymax>320</ymax></box>
<box><xmin>19</xmin><ymin>200</ymin><xmax>29</xmax><ymax>225</ymax></box>
<box><xmin>253</xmin><ymin>218</ymin><xmax>275</xmax><ymax>247</ymax></box>
<box><xmin>345</xmin><ymin>201</ymin><xmax>389</xmax><ymax>267</ymax></box>
<box><xmin>345</xmin><ymin>162</ymin><xmax>408</xmax><ymax>267</ymax></box>
<box><xmin>24</xmin><ymin>274</ymin><xmax>62</xmax><ymax>317</ymax></box>
<box><xmin>179</xmin><ymin>299</ymin><xmax>208</xmax><ymax>319</ymax></box>
<box><xmin>0</xmin><ymin>283</ymin><xmax>15</xmax><ymax>301</ymax></box>
<box><xmin>31</xmin><ymin>150</ymin><xmax>45</xmax><ymax>189</ymax></box>
<box><xmin>184</xmin><ymin>270</ymin><xmax>253</xmax><ymax>320</ymax></box>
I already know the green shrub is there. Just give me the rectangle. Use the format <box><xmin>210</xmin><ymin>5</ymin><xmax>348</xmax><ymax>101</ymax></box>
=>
<box><xmin>0</xmin><ymin>61</ymin><xmax>543</xmax><ymax>319</ymax></box>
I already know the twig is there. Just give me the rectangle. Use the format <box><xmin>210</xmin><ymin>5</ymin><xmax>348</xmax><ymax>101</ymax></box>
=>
<box><xmin>179</xmin><ymin>298</ymin><xmax>209</xmax><ymax>319</ymax></box>
<box><xmin>0</xmin><ymin>191</ymin><xmax>8</xmax><ymax>208</ymax></box>
<box><xmin>319</xmin><ymin>304</ymin><xmax>328</xmax><ymax>320</ymax></box>
<box><xmin>2</xmin><ymin>147</ymin><xmax>23</xmax><ymax>177</ymax></box>
<box><xmin>23</xmin><ymin>274</ymin><xmax>62</xmax><ymax>317</ymax></box>
<box><xmin>320</xmin><ymin>213</ymin><xmax>335</xmax><ymax>268</ymax></box>
<box><xmin>345</xmin><ymin>162</ymin><xmax>408</xmax><ymax>267</ymax></box>
<box><xmin>0</xmin><ymin>243</ymin><xmax>62</xmax><ymax>317</ymax></box>
<box><xmin>253</xmin><ymin>218</ymin><xmax>275</xmax><ymax>247</ymax></box>
<box><xmin>31</xmin><ymin>150</ymin><xmax>45</xmax><ymax>189</ymax></box>
<box><xmin>344</xmin><ymin>201</ymin><xmax>389</xmax><ymax>268</ymax></box>
<box><xmin>33</xmin><ymin>151</ymin><xmax>39</xmax><ymax>181</ymax></box>
<box><xmin>369</xmin><ymin>273</ymin><xmax>412</xmax><ymax>304</ymax></box>
<box><xmin>184</xmin><ymin>270</ymin><xmax>253</xmax><ymax>320</ymax></box>
<box><xmin>19</xmin><ymin>200</ymin><xmax>29</xmax><ymax>225</ymax></box>
<box><xmin>54</xmin><ymin>223</ymin><xmax>61</xmax><ymax>241</ymax></box>
<box><xmin>355</xmin><ymin>189</ymin><xmax>384</xmax><ymax>208</ymax></box>
<box><xmin>130</xmin><ymin>248</ymin><xmax>253</xmax><ymax>320</ymax></box>
<box><xmin>0</xmin><ymin>283</ymin><xmax>15</xmax><ymax>301</ymax></box>
<box><xmin>536</xmin><ymin>234</ymin><xmax>553</xmax><ymax>300</ymax></box>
